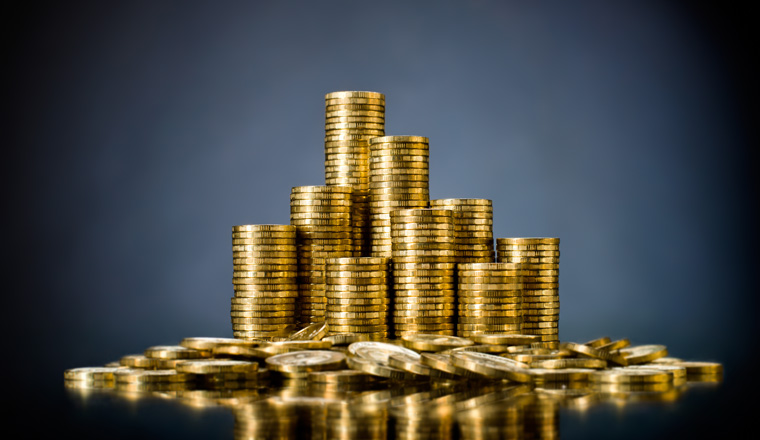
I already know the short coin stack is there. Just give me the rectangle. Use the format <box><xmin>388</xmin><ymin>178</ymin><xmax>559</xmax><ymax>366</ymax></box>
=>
<box><xmin>325</xmin><ymin>257</ymin><xmax>391</xmax><ymax>340</ymax></box>
<box><xmin>324</xmin><ymin>91</ymin><xmax>385</xmax><ymax>257</ymax></box>
<box><xmin>496</xmin><ymin>238</ymin><xmax>560</xmax><ymax>349</ymax></box>
<box><xmin>369</xmin><ymin>136</ymin><xmax>430</xmax><ymax>257</ymax></box>
<box><xmin>290</xmin><ymin>186</ymin><xmax>354</xmax><ymax>326</ymax></box>
<box><xmin>391</xmin><ymin>208</ymin><xmax>456</xmax><ymax>337</ymax></box>
<box><xmin>457</xmin><ymin>262</ymin><xmax>523</xmax><ymax>337</ymax></box>
<box><xmin>430</xmin><ymin>198</ymin><xmax>495</xmax><ymax>264</ymax></box>
<box><xmin>231</xmin><ymin>225</ymin><xmax>298</xmax><ymax>340</ymax></box>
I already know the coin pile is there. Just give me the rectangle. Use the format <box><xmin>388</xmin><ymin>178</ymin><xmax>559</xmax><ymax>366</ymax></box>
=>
<box><xmin>457</xmin><ymin>262</ymin><xmax>524</xmax><ymax>338</ymax></box>
<box><xmin>430</xmin><ymin>198</ymin><xmax>495</xmax><ymax>263</ymax></box>
<box><xmin>391</xmin><ymin>208</ymin><xmax>456</xmax><ymax>337</ymax></box>
<box><xmin>496</xmin><ymin>238</ymin><xmax>560</xmax><ymax>349</ymax></box>
<box><xmin>231</xmin><ymin>225</ymin><xmax>298</xmax><ymax>340</ymax></box>
<box><xmin>368</xmin><ymin>136</ymin><xmax>430</xmax><ymax>257</ymax></box>
<box><xmin>290</xmin><ymin>186</ymin><xmax>354</xmax><ymax>326</ymax></box>
<box><xmin>324</xmin><ymin>257</ymin><xmax>391</xmax><ymax>339</ymax></box>
<box><xmin>324</xmin><ymin>91</ymin><xmax>385</xmax><ymax>257</ymax></box>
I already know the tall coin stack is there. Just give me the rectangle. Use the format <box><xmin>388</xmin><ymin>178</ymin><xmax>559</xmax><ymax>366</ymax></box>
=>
<box><xmin>290</xmin><ymin>186</ymin><xmax>354</xmax><ymax>326</ymax></box>
<box><xmin>430</xmin><ymin>198</ymin><xmax>495</xmax><ymax>264</ymax></box>
<box><xmin>231</xmin><ymin>225</ymin><xmax>298</xmax><ymax>340</ymax></box>
<box><xmin>391</xmin><ymin>208</ymin><xmax>456</xmax><ymax>337</ymax></box>
<box><xmin>325</xmin><ymin>257</ymin><xmax>391</xmax><ymax>339</ymax></box>
<box><xmin>324</xmin><ymin>91</ymin><xmax>385</xmax><ymax>257</ymax></box>
<box><xmin>456</xmin><ymin>263</ymin><xmax>523</xmax><ymax>338</ymax></box>
<box><xmin>369</xmin><ymin>136</ymin><xmax>430</xmax><ymax>258</ymax></box>
<box><xmin>496</xmin><ymin>238</ymin><xmax>560</xmax><ymax>349</ymax></box>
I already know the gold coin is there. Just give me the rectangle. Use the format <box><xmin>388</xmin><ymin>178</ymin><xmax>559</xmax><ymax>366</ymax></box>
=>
<box><xmin>470</xmin><ymin>334</ymin><xmax>539</xmax><ymax>345</ymax></box>
<box><xmin>401</xmin><ymin>334</ymin><xmax>474</xmax><ymax>351</ymax></box>
<box><xmin>232</xmin><ymin>257</ymin><xmax>297</xmax><ymax>265</ymax></box>
<box><xmin>496</xmin><ymin>238</ymin><xmax>560</xmax><ymax>245</ymax></box>
<box><xmin>232</xmin><ymin>225</ymin><xmax>295</xmax><ymax>233</ymax></box>
<box><xmin>119</xmin><ymin>354</ymin><xmax>160</xmax><ymax>369</ymax></box>
<box><xmin>591</xmin><ymin>367</ymin><xmax>671</xmax><ymax>384</ymax></box>
<box><xmin>113</xmin><ymin>369</ymin><xmax>193</xmax><ymax>383</ymax></box>
<box><xmin>617</xmin><ymin>345</ymin><xmax>668</xmax><ymax>365</ymax></box>
<box><xmin>325</xmin><ymin>98</ymin><xmax>386</xmax><ymax>106</ymax></box>
<box><xmin>560</xmin><ymin>342</ymin><xmax>628</xmax><ymax>366</ymax></box>
<box><xmin>176</xmin><ymin>359</ymin><xmax>258</xmax><ymax>374</ymax></box>
<box><xmin>266</xmin><ymin>350</ymin><xmax>346</xmax><ymax>374</ymax></box>
<box><xmin>675</xmin><ymin>361</ymin><xmax>723</xmax><ymax>375</ymax></box>
<box><xmin>144</xmin><ymin>345</ymin><xmax>209</xmax><ymax>360</ymax></box>
<box><xmin>64</xmin><ymin>367</ymin><xmax>121</xmax><ymax>381</ymax></box>
<box><xmin>370</xmin><ymin>135</ymin><xmax>428</xmax><ymax>144</ymax></box>
<box><xmin>325</xmin><ymin>109</ymin><xmax>385</xmax><ymax>117</ymax></box>
<box><xmin>449</xmin><ymin>351</ymin><xmax>531</xmax><ymax>382</ymax></box>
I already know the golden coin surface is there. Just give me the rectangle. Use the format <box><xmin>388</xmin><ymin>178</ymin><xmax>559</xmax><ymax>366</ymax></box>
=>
<box><xmin>307</xmin><ymin>369</ymin><xmax>376</xmax><ymax>383</ymax></box>
<box><xmin>119</xmin><ymin>354</ymin><xmax>160</xmax><ymax>369</ymax></box>
<box><xmin>531</xmin><ymin>358</ymin><xmax>608</xmax><ymax>369</ymax></box>
<box><xmin>232</xmin><ymin>225</ymin><xmax>296</xmax><ymax>233</ymax></box>
<box><xmin>387</xmin><ymin>352</ymin><xmax>433</xmax><ymax>376</ymax></box>
<box><xmin>400</xmin><ymin>334</ymin><xmax>473</xmax><ymax>352</ymax></box>
<box><xmin>470</xmin><ymin>334</ymin><xmax>539</xmax><ymax>345</ymax></box>
<box><xmin>591</xmin><ymin>367</ymin><xmax>672</xmax><ymax>384</ymax></box>
<box><xmin>64</xmin><ymin>367</ymin><xmax>121</xmax><ymax>381</ymax></box>
<box><xmin>345</xmin><ymin>356</ymin><xmax>419</xmax><ymax>380</ymax></box>
<box><xmin>348</xmin><ymin>341</ymin><xmax>419</xmax><ymax>366</ymax></box>
<box><xmin>114</xmin><ymin>369</ymin><xmax>192</xmax><ymax>383</ymax></box>
<box><xmin>675</xmin><ymin>361</ymin><xmax>723</xmax><ymax>375</ymax></box>
<box><xmin>450</xmin><ymin>351</ymin><xmax>532</xmax><ymax>382</ymax></box>
<box><xmin>144</xmin><ymin>345</ymin><xmax>208</xmax><ymax>360</ymax></box>
<box><xmin>617</xmin><ymin>345</ymin><xmax>669</xmax><ymax>365</ymax></box>
<box><xmin>175</xmin><ymin>359</ymin><xmax>258</xmax><ymax>374</ymax></box>
<box><xmin>265</xmin><ymin>350</ymin><xmax>346</xmax><ymax>373</ymax></box>
<box><xmin>322</xmin><ymin>333</ymin><xmax>372</xmax><ymax>345</ymax></box>
<box><xmin>287</xmin><ymin>322</ymin><xmax>328</xmax><ymax>341</ymax></box>
<box><xmin>559</xmin><ymin>342</ymin><xmax>628</xmax><ymax>366</ymax></box>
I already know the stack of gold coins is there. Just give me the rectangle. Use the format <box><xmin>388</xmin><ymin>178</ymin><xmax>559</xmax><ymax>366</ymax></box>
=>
<box><xmin>325</xmin><ymin>257</ymin><xmax>391</xmax><ymax>340</ymax></box>
<box><xmin>324</xmin><ymin>91</ymin><xmax>385</xmax><ymax>257</ymax></box>
<box><xmin>496</xmin><ymin>238</ymin><xmax>560</xmax><ymax>349</ymax></box>
<box><xmin>456</xmin><ymin>262</ymin><xmax>523</xmax><ymax>337</ymax></box>
<box><xmin>290</xmin><ymin>186</ymin><xmax>354</xmax><ymax>326</ymax></box>
<box><xmin>391</xmin><ymin>208</ymin><xmax>456</xmax><ymax>337</ymax></box>
<box><xmin>231</xmin><ymin>225</ymin><xmax>298</xmax><ymax>340</ymax></box>
<box><xmin>430</xmin><ymin>198</ymin><xmax>494</xmax><ymax>263</ymax></box>
<box><xmin>368</xmin><ymin>136</ymin><xmax>430</xmax><ymax>257</ymax></box>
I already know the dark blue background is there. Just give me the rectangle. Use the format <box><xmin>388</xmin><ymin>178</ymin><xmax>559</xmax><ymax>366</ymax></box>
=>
<box><xmin>6</xmin><ymin>0</ymin><xmax>756</xmax><ymax>437</ymax></box>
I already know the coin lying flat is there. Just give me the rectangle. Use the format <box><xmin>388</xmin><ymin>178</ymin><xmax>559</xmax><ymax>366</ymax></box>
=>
<box><xmin>322</xmin><ymin>333</ymin><xmax>371</xmax><ymax>345</ymax></box>
<box><xmin>590</xmin><ymin>367</ymin><xmax>672</xmax><ymax>384</ymax></box>
<box><xmin>180</xmin><ymin>337</ymin><xmax>252</xmax><ymax>351</ymax></box>
<box><xmin>144</xmin><ymin>345</ymin><xmax>209</xmax><ymax>360</ymax></box>
<box><xmin>113</xmin><ymin>369</ymin><xmax>193</xmax><ymax>383</ymax></box>
<box><xmin>530</xmin><ymin>358</ymin><xmax>608</xmax><ymax>370</ymax></box>
<box><xmin>307</xmin><ymin>369</ymin><xmax>377</xmax><ymax>384</ymax></box>
<box><xmin>175</xmin><ymin>359</ymin><xmax>258</xmax><ymax>374</ymax></box>
<box><xmin>346</xmin><ymin>356</ymin><xmax>420</xmax><ymax>380</ymax></box>
<box><xmin>617</xmin><ymin>345</ymin><xmax>668</xmax><ymax>365</ymax></box>
<box><xmin>450</xmin><ymin>351</ymin><xmax>532</xmax><ymax>382</ymax></box>
<box><xmin>266</xmin><ymin>350</ymin><xmax>346</xmax><ymax>374</ymax></box>
<box><xmin>470</xmin><ymin>334</ymin><xmax>540</xmax><ymax>345</ymax></box>
<box><xmin>676</xmin><ymin>361</ymin><xmax>723</xmax><ymax>375</ymax></box>
<box><xmin>348</xmin><ymin>341</ymin><xmax>420</xmax><ymax>366</ymax></box>
<box><xmin>401</xmin><ymin>334</ymin><xmax>474</xmax><ymax>351</ymax></box>
<box><xmin>560</xmin><ymin>342</ymin><xmax>628</xmax><ymax>366</ymax></box>
<box><xmin>64</xmin><ymin>367</ymin><xmax>121</xmax><ymax>381</ymax></box>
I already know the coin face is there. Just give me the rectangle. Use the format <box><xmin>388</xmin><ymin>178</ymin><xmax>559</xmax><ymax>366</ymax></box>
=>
<box><xmin>401</xmin><ymin>334</ymin><xmax>474</xmax><ymax>351</ymax></box>
<box><xmin>288</xmin><ymin>322</ymin><xmax>329</xmax><ymax>341</ymax></box>
<box><xmin>348</xmin><ymin>341</ymin><xmax>419</xmax><ymax>365</ymax></box>
<box><xmin>450</xmin><ymin>351</ymin><xmax>532</xmax><ymax>382</ymax></box>
<box><xmin>617</xmin><ymin>345</ymin><xmax>668</xmax><ymax>364</ymax></box>
<box><xmin>266</xmin><ymin>350</ymin><xmax>345</xmax><ymax>371</ymax></box>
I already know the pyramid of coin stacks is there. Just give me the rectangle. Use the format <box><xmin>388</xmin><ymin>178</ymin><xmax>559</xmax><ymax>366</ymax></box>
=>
<box><xmin>230</xmin><ymin>90</ymin><xmax>561</xmax><ymax>344</ymax></box>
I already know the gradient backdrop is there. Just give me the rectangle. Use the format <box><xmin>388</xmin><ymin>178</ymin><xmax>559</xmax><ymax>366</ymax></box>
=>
<box><xmin>6</xmin><ymin>0</ymin><xmax>757</xmax><ymax>438</ymax></box>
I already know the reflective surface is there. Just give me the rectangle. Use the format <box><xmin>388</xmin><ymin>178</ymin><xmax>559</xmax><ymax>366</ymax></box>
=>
<box><xmin>63</xmin><ymin>372</ymin><xmax>725</xmax><ymax>439</ymax></box>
